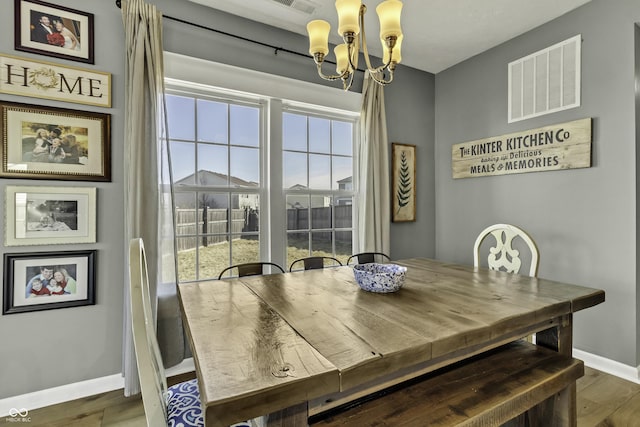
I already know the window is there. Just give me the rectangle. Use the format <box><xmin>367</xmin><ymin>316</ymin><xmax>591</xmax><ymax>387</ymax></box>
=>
<box><xmin>283</xmin><ymin>110</ymin><xmax>355</xmax><ymax>268</ymax></box>
<box><xmin>164</xmin><ymin>62</ymin><xmax>359</xmax><ymax>282</ymax></box>
<box><xmin>165</xmin><ymin>90</ymin><xmax>263</xmax><ymax>281</ymax></box>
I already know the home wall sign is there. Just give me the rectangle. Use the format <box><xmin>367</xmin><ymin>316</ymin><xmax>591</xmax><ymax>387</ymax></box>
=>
<box><xmin>452</xmin><ymin>118</ymin><xmax>591</xmax><ymax>179</ymax></box>
<box><xmin>0</xmin><ymin>54</ymin><xmax>111</xmax><ymax>107</ymax></box>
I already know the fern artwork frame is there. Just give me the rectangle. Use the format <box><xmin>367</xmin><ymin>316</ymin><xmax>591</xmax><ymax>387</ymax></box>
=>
<box><xmin>391</xmin><ymin>143</ymin><xmax>416</xmax><ymax>222</ymax></box>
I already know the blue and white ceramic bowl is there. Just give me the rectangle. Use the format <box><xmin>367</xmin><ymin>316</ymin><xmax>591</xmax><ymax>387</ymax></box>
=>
<box><xmin>352</xmin><ymin>263</ymin><xmax>407</xmax><ymax>293</ymax></box>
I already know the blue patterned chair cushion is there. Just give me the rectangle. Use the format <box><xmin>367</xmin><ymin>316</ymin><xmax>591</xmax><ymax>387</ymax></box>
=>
<box><xmin>167</xmin><ymin>379</ymin><xmax>252</xmax><ymax>427</ymax></box>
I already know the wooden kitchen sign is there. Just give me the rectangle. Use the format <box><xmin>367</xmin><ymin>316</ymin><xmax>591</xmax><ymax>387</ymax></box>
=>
<box><xmin>452</xmin><ymin>118</ymin><xmax>591</xmax><ymax>179</ymax></box>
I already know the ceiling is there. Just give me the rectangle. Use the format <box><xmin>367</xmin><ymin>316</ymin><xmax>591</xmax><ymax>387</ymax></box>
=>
<box><xmin>187</xmin><ymin>0</ymin><xmax>591</xmax><ymax>74</ymax></box>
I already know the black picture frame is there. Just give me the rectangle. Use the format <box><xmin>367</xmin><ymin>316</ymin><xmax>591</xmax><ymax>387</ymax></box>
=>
<box><xmin>14</xmin><ymin>0</ymin><xmax>95</xmax><ymax>64</ymax></box>
<box><xmin>3</xmin><ymin>250</ymin><xmax>96</xmax><ymax>314</ymax></box>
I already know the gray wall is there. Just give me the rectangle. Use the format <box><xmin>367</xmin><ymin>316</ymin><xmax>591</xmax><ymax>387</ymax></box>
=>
<box><xmin>0</xmin><ymin>0</ymin><xmax>125</xmax><ymax>398</ymax></box>
<box><xmin>0</xmin><ymin>0</ymin><xmax>434</xmax><ymax>398</ymax></box>
<box><xmin>435</xmin><ymin>0</ymin><xmax>639</xmax><ymax>366</ymax></box>
<box><xmin>636</xmin><ymin>24</ymin><xmax>640</xmax><ymax>365</ymax></box>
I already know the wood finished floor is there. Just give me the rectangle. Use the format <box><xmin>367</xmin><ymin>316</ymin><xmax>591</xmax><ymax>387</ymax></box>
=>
<box><xmin>1</xmin><ymin>367</ymin><xmax>638</xmax><ymax>426</ymax></box>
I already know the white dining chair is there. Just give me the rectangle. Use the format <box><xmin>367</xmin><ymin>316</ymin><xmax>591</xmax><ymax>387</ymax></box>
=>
<box><xmin>473</xmin><ymin>224</ymin><xmax>539</xmax><ymax>277</ymax></box>
<box><xmin>128</xmin><ymin>238</ymin><xmax>254</xmax><ymax>427</ymax></box>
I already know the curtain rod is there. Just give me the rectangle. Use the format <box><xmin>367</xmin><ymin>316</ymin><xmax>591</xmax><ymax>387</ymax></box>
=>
<box><xmin>114</xmin><ymin>0</ymin><xmax>363</xmax><ymax>71</ymax></box>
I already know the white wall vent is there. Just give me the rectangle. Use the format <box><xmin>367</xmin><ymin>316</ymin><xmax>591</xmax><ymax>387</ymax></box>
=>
<box><xmin>270</xmin><ymin>0</ymin><xmax>316</xmax><ymax>14</ymax></box>
<box><xmin>508</xmin><ymin>34</ymin><xmax>581</xmax><ymax>123</ymax></box>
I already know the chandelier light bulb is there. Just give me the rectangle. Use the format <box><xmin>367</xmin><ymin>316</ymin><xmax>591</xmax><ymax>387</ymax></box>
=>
<box><xmin>376</xmin><ymin>0</ymin><xmax>403</xmax><ymax>41</ymax></box>
<box><xmin>307</xmin><ymin>20</ymin><xmax>330</xmax><ymax>56</ymax></box>
<box><xmin>336</xmin><ymin>0</ymin><xmax>362</xmax><ymax>37</ymax></box>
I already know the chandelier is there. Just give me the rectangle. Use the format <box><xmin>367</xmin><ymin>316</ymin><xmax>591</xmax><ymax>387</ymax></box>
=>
<box><xmin>306</xmin><ymin>0</ymin><xmax>403</xmax><ymax>91</ymax></box>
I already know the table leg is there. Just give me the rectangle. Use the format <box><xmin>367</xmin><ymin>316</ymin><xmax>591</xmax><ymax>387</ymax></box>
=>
<box><xmin>534</xmin><ymin>314</ymin><xmax>576</xmax><ymax>427</ymax></box>
<box><xmin>265</xmin><ymin>402</ymin><xmax>309</xmax><ymax>427</ymax></box>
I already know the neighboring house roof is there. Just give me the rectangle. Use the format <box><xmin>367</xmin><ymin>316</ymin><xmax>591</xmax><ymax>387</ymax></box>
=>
<box><xmin>174</xmin><ymin>170</ymin><xmax>258</xmax><ymax>187</ymax></box>
<box><xmin>337</xmin><ymin>176</ymin><xmax>352</xmax><ymax>184</ymax></box>
<box><xmin>288</xmin><ymin>184</ymin><xmax>308</xmax><ymax>190</ymax></box>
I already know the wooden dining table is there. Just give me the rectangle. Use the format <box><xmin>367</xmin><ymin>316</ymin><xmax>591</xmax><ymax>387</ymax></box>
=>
<box><xmin>177</xmin><ymin>258</ymin><xmax>605</xmax><ymax>427</ymax></box>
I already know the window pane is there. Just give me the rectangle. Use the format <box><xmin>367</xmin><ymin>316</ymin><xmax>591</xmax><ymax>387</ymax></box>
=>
<box><xmin>175</xmin><ymin>198</ymin><xmax>197</xmax><ymax>235</ymax></box>
<box><xmin>176</xmin><ymin>237</ymin><xmax>197</xmax><ymax>282</ymax></box>
<box><xmin>230</xmin><ymin>203</ymin><xmax>245</xmax><ymax>234</ymax></box>
<box><xmin>230</xmin><ymin>105</ymin><xmax>259</xmax><ymax>147</ymax></box>
<box><xmin>230</xmin><ymin>147</ymin><xmax>260</xmax><ymax>186</ymax></box>
<box><xmin>283</xmin><ymin>112</ymin><xmax>307</xmax><ymax>151</ymax></box>
<box><xmin>309</xmin><ymin>117</ymin><xmax>330</xmax><ymax>154</ymax></box>
<box><xmin>309</xmin><ymin>154</ymin><xmax>331</xmax><ymax>189</ymax></box>
<box><xmin>197</xmin><ymin>99</ymin><xmax>227</xmax><ymax>143</ymax></box>
<box><xmin>333</xmin><ymin>156</ymin><xmax>353</xmax><ymax>190</ymax></box>
<box><xmin>283</xmin><ymin>152</ymin><xmax>307</xmax><ymax>189</ymax></box>
<box><xmin>171</xmin><ymin>141</ymin><xmax>195</xmax><ymax>184</ymax></box>
<box><xmin>198</xmin><ymin>238</ymin><xmax>229</xmax><ymax>280</ymax></box>
<box><xmin>197</xmin><ymin>144</ymin><xmax>228</xmax><ymax>184</ymax></box>
<box><xmin>287</xmin><ymin>231</ymin><xmax>309</xmax><ymax>268</ymax></box>
<box><xmin>311</xmin><ymin>231</ymin><xmax>332</xmax><ymax>256</ymax></box>
<box><xmin>311</xmin><ymin>195</ymin><xmax>332</xmax><ymax>230</ymax></box>
<box><xmin>166</xmin><ymin>95</ymin><xmax>195</xmax><ymax>140</ymax></box>
<box><xmin>231</xmin><ymin>235</ymin><xmax>260</xmax><ymax>267</ymax></box>
<box><xmin>286</xmin><ymin>195</ymin><xmax>308</xmax><ymax>230</ymax></box>
<box><xmin>332</xmin><ymin>121</ymin><xmax>352</xmax><ymax>156</ymax></box>
<box><xmin>200</xmin><ymin>192</ymin><xmax>228</xmax><ymax>227</ymax></box>
<box><xmin>335</xmin><ymin>230</ymin><xmax>352</xmax><ymax>265</ymax></box>
<box><xmin>237</xmin><ymin>194</ymin><xmax>260</xmax><ymax>233</ymax></box>
<box><xmin>334</xmin><ymin>199</ymin><xmax>353</xmax><ymax>228</ymax></box>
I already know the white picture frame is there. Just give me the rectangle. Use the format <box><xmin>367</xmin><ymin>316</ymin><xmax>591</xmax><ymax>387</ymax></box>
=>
<box><xmin>5</xmin><ymin>185</ymin><xmax>96</xmax><ymax>246</ymax></box>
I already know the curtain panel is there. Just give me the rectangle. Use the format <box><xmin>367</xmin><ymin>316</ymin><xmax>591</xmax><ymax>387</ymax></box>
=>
<box><xmin>121</xmin><ymin>0</ymin><xmax>182</xmax><ymax>396</ymax></box>
<box><xmin>358</xmin><ymin>71</ymin><xmax>390</xmax><ymax>254</ymax></box>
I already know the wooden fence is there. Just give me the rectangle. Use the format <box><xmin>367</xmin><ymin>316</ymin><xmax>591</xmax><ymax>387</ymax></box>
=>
<box><xmin>176</xmin><ymin>205</ymin><xmax>352</xmax><ymax>251</ymax></box>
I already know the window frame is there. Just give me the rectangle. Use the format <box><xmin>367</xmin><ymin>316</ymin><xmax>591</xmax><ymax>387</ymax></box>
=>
<box><xmin>164</xmin><ymin>53</ymin><xmax>361</xmax><ymax>281</ymax></box>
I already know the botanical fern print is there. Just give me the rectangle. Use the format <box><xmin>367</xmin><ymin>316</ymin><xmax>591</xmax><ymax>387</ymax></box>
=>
<box><xmin>392</xmin><ymin>143</ymin><xmax>415</xmax><ymax>222</ymax></box>
<box><xmin>396</xmin><ymin>150</ymin><xmax>411</xmax><ymax>213</ymax></box>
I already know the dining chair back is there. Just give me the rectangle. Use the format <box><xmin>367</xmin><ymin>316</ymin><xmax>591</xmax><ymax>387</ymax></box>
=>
<box><xmin>473</xmin><ymin>224</ymin><xmax>539</xmax><ymax>277</ymax></box>
<box><xmin>217</xmin><ymin>262</ymin><xmax>285</xmax><ymax>280</ymax></box>
<box><xmin>289</xmin><ymin>256</ymin><xmax>343</xmax><ymax>272</ymax></box>
<box><xmin>129</xmin><ymin>238</ymin><xmax>252</xmax><ymax>427</ymax></box>
<box><xmin>346</xmin><ymin>252</ymin><xmax>391</xmax><ymax>265</ymax></box>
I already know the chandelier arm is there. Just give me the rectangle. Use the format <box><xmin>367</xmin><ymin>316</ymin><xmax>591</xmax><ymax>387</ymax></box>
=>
<box><xmin>356</xmin><ymin>4</ymin><xmax>395</xmax><ymax>77</ymax></box>
<box><xmin>358</xmin><ymin>5</ymin><xmax>377</xmax><ymax>73</ymax></box>
<box><xmin>342</xmin><ymin>69</ymin><xmax>356</xmax><ymax>91</ymax></box>
<box><xmin>315</xmin><ymin>62</ymin><xmax>350</xmax><ymax>82</ymax></box>
<box><xmin>367</xmin><ymin>69</ymin><xmax>394</xmax><ymax>85</ymax></box>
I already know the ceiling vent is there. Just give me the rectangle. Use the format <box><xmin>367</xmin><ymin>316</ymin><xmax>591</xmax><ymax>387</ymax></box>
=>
<box><xmin>270</xmin><ymin>0</ymin><xmax>316</xmax><ymax>15</ymax></box>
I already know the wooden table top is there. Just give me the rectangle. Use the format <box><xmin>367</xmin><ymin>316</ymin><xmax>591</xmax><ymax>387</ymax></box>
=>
<box><xmin>178</xmin><ymin>257</ymin><xmax>604</xmax><ymax>426</ymax></box>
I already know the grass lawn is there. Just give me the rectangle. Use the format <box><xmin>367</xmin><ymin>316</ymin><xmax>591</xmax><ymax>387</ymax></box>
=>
<box><xmin>177</xmin><ymin>238</ymin><xmax>352</xmax><ymax>281</ymax></box>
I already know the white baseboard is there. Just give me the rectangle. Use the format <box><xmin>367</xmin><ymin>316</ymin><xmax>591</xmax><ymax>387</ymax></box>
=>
<box><xmin>0</xmin><ymin>358</ymin><xmax>195</xmax><ymax>417</ymax></box>
<box><xmin>572</xmin><ymin>348</ymin><xmax>640</xmax><ymax>384</ymax></box>
<box><xmin>1</xmin><ymin>352</ymin><xmax>637</xmax><ymax>417</ymax></box>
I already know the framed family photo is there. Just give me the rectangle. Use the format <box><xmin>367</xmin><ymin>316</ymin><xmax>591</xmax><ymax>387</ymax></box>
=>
<box><xmin>14</xmin><ymin>0</ymin><xmax>94</xmax><ymax>64</ymax></box>
<box><xmin>391</xmin><ymin>143</ymin><xmax>416</xmax><ymax>222</ymax></box>
<box><xmin>5</xmin><ymin>186</ymin><xmax>96</xmax><ymax>246</ymax></box>
<box><xmin>0</xmin><ymin>101</ymin><xmax>111</xmax><ymax>181</ymax></box>
<box><xmin>3</xmin><ymin>250</ymin><xmax>96</xmax><ymax>315</ymax></box>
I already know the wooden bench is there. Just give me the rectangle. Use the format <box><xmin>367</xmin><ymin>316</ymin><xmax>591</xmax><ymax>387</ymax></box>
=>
<box><xmin>309</xmin><ymin>340</ymin><xmax>583</xmax><ymax>427</ymax></box>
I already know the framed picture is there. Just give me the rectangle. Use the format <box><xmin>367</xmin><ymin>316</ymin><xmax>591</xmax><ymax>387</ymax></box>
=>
<box><xmin>14</xmin><ymin>0</ymin><xmax>94</xmax><ymax>64</ymax></box>
<box><xmin>3</xmin><ymin>250</ymin><xmax>96</xmax><ymax>314</ymax></box>
<box><xmin>0</xmin><ymin>101</ymin><xmax>111</xmax><ymax>181</ymax></box>
<box><xmin>392</xmin><ymin>143</ymin><xmax>416</xmax><ymax>222</ymax></box>
<box><xmin>5</xmin><ymin>186</ymin><xmax>96</xmax><ymax>246</ymax></box>
<box><xmin>0</xmin><ymin>53</ymin><xmax>111</xmax><ymax>107</ymax></box>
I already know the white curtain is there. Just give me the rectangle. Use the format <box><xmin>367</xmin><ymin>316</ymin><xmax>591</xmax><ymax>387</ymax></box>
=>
<box><xmin>121</xmin><ymin>0</ymin><xmax>182</xmax><ymax>396</ymax></box>
<box><xmin>358</xmin><ymin>71</ymin><xmax>390</xmax><ymax>253</ymax></box>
